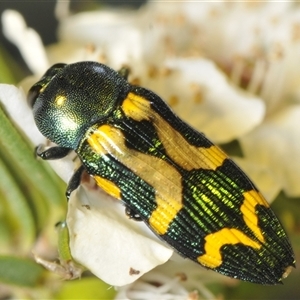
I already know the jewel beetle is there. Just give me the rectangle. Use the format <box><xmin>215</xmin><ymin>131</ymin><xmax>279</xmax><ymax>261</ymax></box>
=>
<box><xmin>28</xmin><ymin>61</ymin><xmax>295</xmax><ymax>284</ymax></box>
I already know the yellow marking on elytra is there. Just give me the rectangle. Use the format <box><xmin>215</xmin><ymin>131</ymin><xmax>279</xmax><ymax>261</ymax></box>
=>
<box><xmin>94</xmin><ymin>176</ymin><xmax>121</xmax><ymax>200</ymax></box>
<box><xmin>149</xmin><ymin>196</ymin><xmax>183</xmax><ymax>235</ymax></box>
<box><xmin>121</xmin><ymin>93</ymin><xmax>151</xmax><ymax>121</ymax></box>
<box><xmin>55</xmin><ymin>95</ymin><xmax>67</xmax><ymax>106</ymax></box>
<box><xmin>87</xmin><ymin>124</ymin><xmax>183</xmax><ymax>235</ymax></box>
<box><xmin>241</xmin><ymin>190</ymin><xmax>269</xmax><ymax>243</ymax></box>
<box><xmin>197</xmin><ymin>190</ymin><xmax>268</xmax><ymax>268</ymax></box>
<box><xmin>122</xmin><ymin>93</ymin><xmax>227</xmax><ymax>171</ymax></box>
<box><xmin>197</xmin><ymin>228</ymin><xmax>261</xmax><ymax>268</ymax></box>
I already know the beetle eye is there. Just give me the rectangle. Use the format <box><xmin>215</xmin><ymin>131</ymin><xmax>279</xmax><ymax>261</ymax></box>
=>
<box><xmin>27</xmin><ymin>84</ymin><xmax>42</xmax><ymax>107</ymax></box>
<box><xmin>44</xmin><ymin>63</ymin><xmax>67</xmax><ymax>77</ymax></box>
<box><xmin>27</xmin><ymin>63</ymin><xmax>67</xmax><ymax>108</ymax></box>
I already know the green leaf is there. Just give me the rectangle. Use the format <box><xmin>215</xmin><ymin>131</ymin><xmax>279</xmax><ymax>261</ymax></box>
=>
<box><xmin>0</xmin><ymin>156</ymin><xmax>35</xmax><ymax>253</ymax></box>
<box><xmin>55</xmin><ymin>277</ymin><xmax>116</xmax><ymax>299</ymax></box>
<box><xmin>57</xmin><ymin>221</ymin><xmax>73</xmax><ymax>262</ymax></box>
<box><xmin>0</xmin><ymin>256</ymin><xmax>44</xmax><ymax>287</ymax></box>
<box><xmin>0</xmin><ymin>104</ymin><xmax>66</xmax><ymax>230</ymax></box>
<box><xmin>0</xmin><ymin>47</ymin><xmax>25</xmax><ymax>84</ymax></box>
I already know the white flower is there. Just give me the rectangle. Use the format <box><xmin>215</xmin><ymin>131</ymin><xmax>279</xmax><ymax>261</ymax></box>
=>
<box><xmin>2</xmin><ymin>10</ymin><xmax>48</xmax><ymax>75</ymax></box>
<box><xmin>180</xmin><ymin>1</ymin><xmax>300</xmax><ymax>197</ymax></box>
<box><xmin>68</xmin><ymin>185</ymin><xmax>173</xmax><ymax>286</ymax></box>
<box><xmin>115</xmin><ymin>272</ymin><xmax>198</xmax><ymax>300</ymax></box>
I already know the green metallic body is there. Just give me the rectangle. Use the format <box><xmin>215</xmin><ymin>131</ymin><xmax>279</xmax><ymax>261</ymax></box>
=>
<box><xmin>28</xmin><ymin>61</ymin><xmax>295</xmax><ymax>284</ymax></box>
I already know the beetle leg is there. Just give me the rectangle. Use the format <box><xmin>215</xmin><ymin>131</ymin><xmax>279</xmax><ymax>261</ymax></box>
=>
<box><xmin>125</xmin><ymin>206</ymin><xmax>143</xmax><ymax>221</ymax></box>
<box><xmin>36</xmin><ymin>144</ymin><xmax>72</xmax><ymax>160</ymax></box>
<box><xmin>66</xmin><ymin>165</ymin><xmax>85</xmax><ymax>200</ymax></box>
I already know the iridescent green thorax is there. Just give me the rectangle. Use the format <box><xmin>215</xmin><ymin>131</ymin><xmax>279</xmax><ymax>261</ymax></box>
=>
<box><xmin>28</xmin><ymin>62</ymin><xmax>130</xmax><ymax>148</ymax></box>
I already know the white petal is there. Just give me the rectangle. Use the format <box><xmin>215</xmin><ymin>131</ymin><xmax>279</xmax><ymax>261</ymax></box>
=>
<box><xmin>164</xmin><ymin>59</ymin><xmax>265</xmax><ymax>143</ymax></box>
<box><xmin>0</xmin><ymin>84</ymin><xmax>44</xmax><ymax>145</ymax></box>
<box><xmin>46</xmin><ymin>42</ymin><xmax>103</xmax><ymax>66</ymax></box>
<box><xmin>46</xmin><ymin>154</ymin><xmax>76</xmax><ymax>184</ymax></box>
<box><xmin>239</xmin><ymin>105</ymin><xmax>300</xmax><ymax>197</ymax></box>
<box><xmin>67</xmin><ymin>186</ymin><xmax>173</xmax><ymax>286</ymax></box>
<box><xmin>0</xmin><ymin>83</ymin><xmax>75</xmax><ymax>183</ymax></box>
<box><xmin>1</xmin><ymin>10</ymin><xmax>48</xmax><ymax>75</ymax></box>
<box><xmin>232</xmin><ymin>157</ymin><xmax>281</xmax><ymax>203</ymax></box>
<box><xmin>58</xmin><ymin>10</ymin><xmax>142</xmax><ymax>68</ymax></box>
